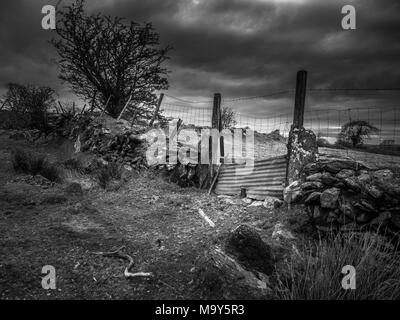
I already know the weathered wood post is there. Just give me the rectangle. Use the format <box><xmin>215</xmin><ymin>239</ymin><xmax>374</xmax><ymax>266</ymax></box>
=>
<box><xmin>293</xmin><ymin>70</ymin><xmax>307</xmax><ymax>129</ymax></box>
<box><xmin>210</xmin><ymin>93</ymin><xmax>222</xmax><ymax>178</ymax></box>
<box><xmin>149</xmin><ymin>93</ymin><xmax>164</xmax><ymax>127</ymax></box>
<box><xmin>285</xmin><ymin>70</ymin><xmax>317</xmax><ymax>188</ymax></box>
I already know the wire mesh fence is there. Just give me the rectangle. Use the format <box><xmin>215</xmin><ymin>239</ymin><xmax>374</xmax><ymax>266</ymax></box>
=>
<box><xmin>304</xmin><ymin>106</ymin><xmax>400</xmax><ymax>145</ymax></box>
<box><xmin>158</xmin><ymin>88</ymin><xmax>400</xmax><ymax>163</ymax></box>
<box><xmin>160</xmin><ymin>95</ymin><xmax>213</xmax><ymax>127</ymax></box>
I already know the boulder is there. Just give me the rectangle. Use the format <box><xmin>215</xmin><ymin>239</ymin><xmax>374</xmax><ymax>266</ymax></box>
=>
<box><xmin>225</xmin><ymin>224</ymin><xmax>274</xmax><ymax>275</ymax></box>
<box><xmin>320</xmin><ymin>188</ymin><xmax>340</xmax><ymax>209</ymax></box>
<box><xmin>193</xmin><ymin>247</ymin><xmax>272</xmax><ymax>300</ymax></box>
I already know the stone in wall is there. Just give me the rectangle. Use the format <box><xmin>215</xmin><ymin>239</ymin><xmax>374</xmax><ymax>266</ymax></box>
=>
<box><xmin>297</xmin><ymin>158</ymin><xmax>400</xmax><ymax>232</ymax></box>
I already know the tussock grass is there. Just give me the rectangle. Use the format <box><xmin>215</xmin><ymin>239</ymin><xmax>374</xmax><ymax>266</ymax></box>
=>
<box><xmin>97</xmin><ymin>162</ymin><xmax>122</xmax><ymax>189</ymax></box>
<box><xmin>274</xmin><ymin>231</ymin><xmax>400</xmax><ymax>300</ymax></box>
<box><xmin>12</xmin><ymin>148</ymin><xmax>62</xmax><ymax>182</ymax></box>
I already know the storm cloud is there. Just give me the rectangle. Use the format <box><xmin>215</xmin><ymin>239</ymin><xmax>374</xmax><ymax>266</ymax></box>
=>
<box><xmin>0</xmin><ymin>0</ymin><xmax>399</xmax><ymax>116</ymax></box>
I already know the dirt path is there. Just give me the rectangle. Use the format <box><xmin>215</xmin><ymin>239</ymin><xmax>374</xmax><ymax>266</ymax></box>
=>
<box><xmin>0</xmin><ymin>132</ymin><xmax>279</xmax><ymax>299</ymax></box>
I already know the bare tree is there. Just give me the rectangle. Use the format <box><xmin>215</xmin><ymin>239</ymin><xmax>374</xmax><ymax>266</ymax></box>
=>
<box><xmin>337</xmin><ymin>120</ymin><xmax>379</xmax><ymax>148</ymax></box>
<box><xmin>221</xmin><ymin>106</ymin><xmax>237</xmax><ymax>129</ymax></box>
<box><xmin>51</xmin><ymin>0</ymin><xmax>171</xmax><ymax>118</ymax></box>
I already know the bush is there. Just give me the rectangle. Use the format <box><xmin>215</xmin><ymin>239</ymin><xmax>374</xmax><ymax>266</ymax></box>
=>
<box><xmin>62</xmin><ymin>157</ymin><xmax>86</xmax><ymax>174</ymax></box>
<box><xmin>2</xmin><ymin>83</ymin><xmax>55</xmax><ymax>131</ymax></box>
<box><xmin>97</xmin><ymin>162</ymin><xmax>122</xmax><ymax>189</ymax></box>
<box><xmin>12</xmin><ymin>149</ymin><xmax>62</xmax><ymax>182</ymax></box>
<box><xmin>274</xmin><ymin>231</ymin><xmax>400</xmax><ymax>300</ymax></box>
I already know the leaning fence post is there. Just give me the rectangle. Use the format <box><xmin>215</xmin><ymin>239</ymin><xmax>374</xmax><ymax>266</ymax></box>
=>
<box><xmin>210</xmin><ymin>93</ymin><xmax>222</xmax><ymax>178</ymax></box>
<box><xmin>149</xmin><ymin>93</ymin><xmax>164</xmax><ymax>127</ymax></box>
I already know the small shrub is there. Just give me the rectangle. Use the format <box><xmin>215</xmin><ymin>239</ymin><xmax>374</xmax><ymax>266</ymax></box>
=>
<box><xmin>12</xmin><ymin>149</ymin><xmax>62</xmax><ymax>182</ymax></box>
<box><xmin>63</xmin><ymin>157</ymin><xmax>86</xmax><ymax>174</ymax></box>
<box><xmin>97</xmin><ymin>162</ymin><xmax>122</xmax><ymax>189</ymax></box>
<box><xmin>274</xmin><ymin>231</ymin><xmax>400</xmax><ymax>300</ymax></box>
<box><xmin>40</xmin><ymin>162</ymin><xmax>63</xmax><ymax>183</ymax></box>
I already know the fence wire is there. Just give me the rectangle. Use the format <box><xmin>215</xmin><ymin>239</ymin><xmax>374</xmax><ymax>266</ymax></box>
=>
<box><xmin>160</xmin><ymin>95</ymin><xmax>212</xmax><ymax>127</ymax></box>
<box><xmin>159</xmin><ymin>89</ymin><xmax>400</xmax><ymax>162</ymax></box>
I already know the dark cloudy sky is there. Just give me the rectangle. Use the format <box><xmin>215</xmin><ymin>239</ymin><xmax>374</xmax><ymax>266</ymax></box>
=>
<box><xmin>0</xmin><ymin>0</ymin><xmax>399</xmax><ymax>125</ymax></box>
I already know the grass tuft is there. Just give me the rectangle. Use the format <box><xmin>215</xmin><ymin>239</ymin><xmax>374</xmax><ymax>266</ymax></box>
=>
<box><xmin>12</xmin><ymin>148</ymin><xmax>62</xmax><ymax>182</ymax></box>
<box><xmin>274</xmin><ymin>230</ymin><xmax>400</xmax><ymax>300</ymax></box>
<box><xmin>97</xmin><ymin>162</ymin><xmax>122</xmax><ymax>189</ymax></box>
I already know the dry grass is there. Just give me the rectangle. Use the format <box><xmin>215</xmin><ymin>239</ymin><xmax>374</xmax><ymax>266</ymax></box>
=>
<box><xmin>12</xmin><ymin>148</ymin><xmax>62</xmax><ymax>182</ymax></box>
<box><xmin>274</xmin><ymin>230</ymin><xmax>400</xmax><ymax>300</ymax></box>
<box><xmin>97</xmin><ymin>162</ymin><xmax>122</xmax><ymax>189</ymax></box>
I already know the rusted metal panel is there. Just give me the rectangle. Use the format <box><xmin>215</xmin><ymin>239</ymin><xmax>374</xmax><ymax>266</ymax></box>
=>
<box><xmin>214</xmin><ymin>155</ymin><xmax>287</xmax><ymax>200</ymax></box>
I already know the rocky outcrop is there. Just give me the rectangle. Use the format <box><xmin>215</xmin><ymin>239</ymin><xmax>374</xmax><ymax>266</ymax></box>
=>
<box><xmin>292</xmin><ymin>158</ymin><xmax>400</xmax><ymax>232</ymax></box>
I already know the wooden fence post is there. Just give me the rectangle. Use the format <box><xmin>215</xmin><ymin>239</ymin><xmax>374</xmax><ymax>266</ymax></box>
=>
<box><xmin>293</xmin><ymin>70</ymin><xmax>307</xmax><ymax>128</ymax></box>
<box><xmin>210</xmin><ymin>93</ymin><xmax>222</xmax><ymax>178</ymax></box>
<box><xmin>285</xmin><ymin>70</ymin><xmax>318</xmax><ymax>186</ymax></box>
<box><xmin>149</xmin><ymin>93</ymin><xmax>164</xmax><ymax>127</ymax></box>
<box><xmin>212</xmin><ymin>93</ymin><xmax>222</xmax><ymax>130</ymax></box>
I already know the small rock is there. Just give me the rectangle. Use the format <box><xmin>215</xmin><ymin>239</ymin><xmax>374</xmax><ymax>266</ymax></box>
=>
<box><xmin>320</xmin><ymin>188</ymin><xmax>340</xmax><ymax>209</ymax></box>
<box><xmin>344</xmin><ymin>177</ymin><xmax>361</xmax><ymax>192</ymax></box>
<box><xmin>312</xmin><ymin>205</ymin><xmax>321</xmax><ymax>218</ymax></box>
<box><xmin>263</xmin><ymin>196</ymin><xmax>283</xmax><ymax>209</ymax></box>
<box><xmin>357</xmin><ymin>173</ymin><xmax>371</xmax><ymax>185</ymax></box>
<box><xmin>356</xmin><ymin>212</ymin><xmax>373</xmax><ymax>224</ymax></box>
<box><xmin>301</xmin><ymin>181</ymin><xmax>324</xmax><ymax>191</ymax></box>
<box><xmin>372</xmin><ymin>169</ymin><xmax>393</xmax><ymax>182</ymax></box>
<box><xmin>306</xmin><ymin>173</ymin><xmax>322</xmax><ymax>181</ymax></box>
<box><xmin>272</xmin><ymin>223</ymin><xmax>295</xmax><ymax>241</ymax></box>
<box><xmin>249</xmin><ymin>201</ymin><xmax>264</xmax><ymax>207</ymax></box>
<box><xmin>353</xmin><ymin>200</ymin><xmax>375</xmax><ymax>213</ymax></box>
<box><xmin>336</xmin><ymin>169</ymin><xmax>355</xmax><ymax>180</ymax></box>
<box><xmin>304</xmin><ymin>192</ymin><xmax>321</xmax><ymax>204</ymax></box>
<box><xmin>242</xmin><ymin>198</ymin><xmax>253</xmax><ymax>204</ymax></box>
<box><xmin>366</xmin><ymin>185</ymin><xmax>383</xmax><ymax>199</ymax></box>
<box><xmin>321</xmin><ymin>172</ymin><xmax>339</xmax><ymax>186</ymax></box>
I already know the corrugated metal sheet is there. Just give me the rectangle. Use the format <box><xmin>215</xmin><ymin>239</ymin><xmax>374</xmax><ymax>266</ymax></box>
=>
<box><xmin>214</xmin><ymin>155</ymin><xmax>287</xmax><ymax>200</ymax></box>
